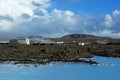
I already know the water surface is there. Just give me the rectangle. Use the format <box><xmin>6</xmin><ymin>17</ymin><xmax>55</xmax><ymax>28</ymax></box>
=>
<box><xmin>0</xmin><ymin>56</ymin><xmax>120</xmax><ymax>80</ymax></box>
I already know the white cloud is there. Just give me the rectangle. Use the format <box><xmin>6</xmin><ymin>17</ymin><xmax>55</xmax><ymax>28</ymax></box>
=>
<box><xmin>104</xmin><ymin>14</ymin><xmax>113</xmax><ymax>27</ymax></box>
<box><xmin>0</xmin><ymin>0</ymin><xmax>120</xmax><ymax>38</ymax></box>
<box><xmin>51</xmin><ymin>9</ymin><xmax>76</xmax><ymax>25</ymax></box>
<box><xmin>112</xmin><ymin>10</ymin><xmax>120</xmax><ymax>17</ymax></box>
<box><xmin>0</xmin><ymin>20</ymin><xmax>12</xmax><ymax>31</ymax></box>
<box><xmin>101</xmin><ymin>29</ymin><xmax>112</xmax><ymax>35</ymax></box>
<box><xmin>103</xmin><ymin>10</ymin><xmax>120</xmax><ymax>29</ymax></box>
<box><xmin>101</xmin><ymin>29</ymin><xmax>120</xmax><ymax>38</ymax></box>
<box><xmin>0</xmin><ymin>0</ymin><xmax>51</xmax><ymax>31</ymax></box>
<box><xmin>0</xmin><ymin>0</ymin><xmax>33</xmax><ymax>18</ymax></box>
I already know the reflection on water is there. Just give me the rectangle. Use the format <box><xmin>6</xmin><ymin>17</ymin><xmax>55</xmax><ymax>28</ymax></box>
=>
<box><xmin>0</xmin><ymin>56</ymin><xmax>120</xmax><ymax>80</ymax></box>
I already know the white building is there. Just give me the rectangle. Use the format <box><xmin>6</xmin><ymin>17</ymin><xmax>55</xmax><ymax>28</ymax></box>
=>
<box><xmin>26</xmin><ymin>38</ymin><xmax>30</xmax><ymax>45</ymax></box>
<box><xmin>18</xmin><ymin>38</ymin><xmax>30</xmax><ymax>45</ymax></box>
<box><xmin>30</xmin><ymin>38</ymin><xmax>55</xmax><ymax>44</ymax></box>
<box><xmin>56</xmin><ymin>41</ymin><xmax>64</xmax><ymax>44</ymax></box>
<box><xmin>0</xmin><ymin>41</ymin><xmax>9</xmax><ymax>44</ymax></box>
<box><xmin>78</xmin><ymin>43</ymin><xmax>85</xmax><ymax>46</ymax></box>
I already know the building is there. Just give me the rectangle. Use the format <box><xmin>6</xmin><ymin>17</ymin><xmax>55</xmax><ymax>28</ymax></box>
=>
<box><xmin>30</xmin><ymin>38</ymin><xmax>55</xmax><ymax>45</ymax></box>
<box><xmin>78</xmin><ymin>43</ymin><xmax>85</xmax><ymax>46</ymax></box>
<box><xmin>18</xmin><ymin>38</ymin><xmax>30</xmax><ymax>45</ymax></box>
<box><xmin>56</xmin><ymin>41</ymin><xmax>64</xmax><ymax>44</ymax></box>
<box><xmin>0</xmin><ymin>41</ymin><xmax>9</xmax><ymax>44</ymax></box>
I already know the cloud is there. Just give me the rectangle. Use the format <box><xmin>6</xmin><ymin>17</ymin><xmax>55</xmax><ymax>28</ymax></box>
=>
<box><xmin>112</xmin><ymin>10</ymin><xmax>120</xmax><ymax>16</ymax></box>
<box><xmin>0</xmin><ymin>0</ymin><xmax>50</xmax><ymax>31</ymax></box>
<box><xmin>0</xmin><ymin>15</ymin><xmax>13</xmax><ymax>21</ymax></box>
<box><xmin>99</xmin><ymin>29</ymin><xmax>120</xmax><ymax>38</ymax></box>
<box><xmin>104</xmin><ymin>10</ymin><xmax>120</xmax><ymax>33</ymax></box>
<box><xmin>104</xmin><ymin>14</ymin><xmax>113</xmax><ymax>27</ymax></box>
<box><xmin>10</xmin><ymin>8</ymin><xmax>77</xmax><ymax>37</ymax></box>
<box><xmin>0</xmin><ymin>0</ymin><xmax>120</xmax><ymax>39</ymax></box>
<box><xmin>103</xmin><ymin>10</ymin><xmax>120</xmax><ymax>30</ymax></box>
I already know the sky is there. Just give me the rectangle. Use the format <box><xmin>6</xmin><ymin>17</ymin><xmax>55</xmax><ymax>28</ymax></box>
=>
<box><xmin>0</xmin><ymin>0</ymin><xmax>120</xmax><ymax>39</ymax></box>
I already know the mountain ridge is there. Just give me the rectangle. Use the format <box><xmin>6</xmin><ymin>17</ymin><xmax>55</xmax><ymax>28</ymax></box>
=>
<box><xmin>49</xmin><ymin>34</ymin><xmax>120</xmax><ymax>44</ymax></box>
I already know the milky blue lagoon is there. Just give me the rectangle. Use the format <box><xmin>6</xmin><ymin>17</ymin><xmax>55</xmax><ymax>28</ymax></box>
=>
<box><xmin>0</xmin><ymin>56</ymin><xmax>120</xmax><ymax>80</ymax></box>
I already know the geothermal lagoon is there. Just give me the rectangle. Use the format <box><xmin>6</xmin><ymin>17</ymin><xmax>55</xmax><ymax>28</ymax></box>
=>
<box><xmin>0</xmin><ymin>56</ymin><xmax>120</xmax><ymax>80</ymax></box>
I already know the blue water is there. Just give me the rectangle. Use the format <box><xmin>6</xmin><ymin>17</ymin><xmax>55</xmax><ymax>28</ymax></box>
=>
<box><xmin>0</xmin><ymin>56</ymin><xmax>120</xmax><ymax>80</ymax></box>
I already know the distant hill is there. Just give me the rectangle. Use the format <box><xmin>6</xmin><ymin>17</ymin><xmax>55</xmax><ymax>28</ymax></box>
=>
<box><xmin>62</xmin><ymin>34</ymin><xmax>101</xmax><ymax>39</ymax></box>
<box><xmin>49</xmin><ymin>34</ymin><xmax>120</xmax><ymax>44</ymax></box>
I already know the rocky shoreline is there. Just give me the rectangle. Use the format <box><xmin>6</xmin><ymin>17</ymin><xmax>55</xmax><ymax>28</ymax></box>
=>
<box><xmin>0</xmin><ymin>43</ymin><xmax>119</xmax><ymax>65</ymax></box>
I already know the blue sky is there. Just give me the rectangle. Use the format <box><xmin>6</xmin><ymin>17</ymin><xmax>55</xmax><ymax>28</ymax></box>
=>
<box><xmin>53</xmin><ymin>0</ymin><xmax>120</xmax><ymax>16</ymax></box>
<box><xmin>0</xmin><ymin>0</ymin><xmax>120</xmax><ymax>39</ymax></box>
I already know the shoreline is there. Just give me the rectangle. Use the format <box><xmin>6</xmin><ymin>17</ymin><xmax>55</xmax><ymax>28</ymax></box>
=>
<box><xmin>0</xmin><ymin>43</ymin><xmax>119</xmax><ymax>65</ymax></box>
